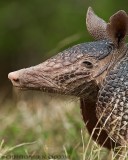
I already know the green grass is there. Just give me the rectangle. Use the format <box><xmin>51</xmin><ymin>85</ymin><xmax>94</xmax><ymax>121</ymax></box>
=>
<box><xmin>0</xmin><ymin>91</ymin><xmax>128</xmax><ymax>160</ymax></box>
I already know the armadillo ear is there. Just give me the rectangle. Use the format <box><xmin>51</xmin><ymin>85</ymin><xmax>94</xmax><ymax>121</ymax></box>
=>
<box><xmin>107</xmin><ymin>10</ymin><xmax>128</xmax><ymax>47</ymax></box>
<box><xmin>86</xmin><ymin>7</ymin><xmax>108</xmax><ymax>40</ymax></box>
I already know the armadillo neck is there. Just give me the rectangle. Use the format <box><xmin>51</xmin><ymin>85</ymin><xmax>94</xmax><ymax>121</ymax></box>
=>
<box><xmin>80</xmin><ymin>98</ymin><xmax>120</xmax><ymax>149</ymax></box>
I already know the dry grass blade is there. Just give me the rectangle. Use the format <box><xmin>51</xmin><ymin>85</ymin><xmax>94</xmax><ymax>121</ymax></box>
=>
<box><xmin>0</xmin><ymin>140</ymin><xmax>37</xmax><ymax>158</ymax></box>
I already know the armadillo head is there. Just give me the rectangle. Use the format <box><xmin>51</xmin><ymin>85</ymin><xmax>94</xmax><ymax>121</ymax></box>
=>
<box><xmin>8</xmin><ymin>40</ymin><xmax>113</xmax><ymax>98</ymax></box>
<box><xmin>8</xmin><ymin>7</ymin><xmax>127</xmax><ymax>99</ymax></box>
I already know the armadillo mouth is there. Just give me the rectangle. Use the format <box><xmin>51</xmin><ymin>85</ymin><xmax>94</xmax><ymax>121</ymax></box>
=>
<box><xmin>14</xmin><ymin>85</ymin><xmax>65</xmax><ymax>95</ymax></box>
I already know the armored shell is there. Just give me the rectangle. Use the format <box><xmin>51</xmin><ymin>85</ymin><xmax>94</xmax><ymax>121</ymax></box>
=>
<box><xmin>96</xmin><ymin>54</ymin><xmax>128</xmax><ymax>145</ymax></box>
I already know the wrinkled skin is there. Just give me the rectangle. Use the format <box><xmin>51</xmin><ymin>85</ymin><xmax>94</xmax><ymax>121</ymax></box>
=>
<box><xmin>8</xmin><ymin>40</ymin><xmax>114</xmax><ymax>98</ymax></box>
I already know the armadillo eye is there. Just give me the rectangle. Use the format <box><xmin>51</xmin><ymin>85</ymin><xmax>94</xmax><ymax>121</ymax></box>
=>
<box><xmin>82</xmin><ymin>61</ymin><xmax>93</xmax><ymax>68</ymax></box>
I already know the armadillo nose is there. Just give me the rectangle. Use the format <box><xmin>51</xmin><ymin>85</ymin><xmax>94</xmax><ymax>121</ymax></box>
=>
<box><xmin>8</xmin><ymin>71</ymin><xmax>20</xmax><ymax>86</ymax></box>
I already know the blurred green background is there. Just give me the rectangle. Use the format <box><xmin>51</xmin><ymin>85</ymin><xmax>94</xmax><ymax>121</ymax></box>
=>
<box><xmin>0</xmin><ymin>0</ymin><xmax>128</xmax><ymax>159</ymax></box>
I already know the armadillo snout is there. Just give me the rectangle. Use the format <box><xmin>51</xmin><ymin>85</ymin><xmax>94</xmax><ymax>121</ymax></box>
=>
<box><xmin>8</xmin><ymin>71</ymin><xmax>20</xmax><ymax>87</ymax></box>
